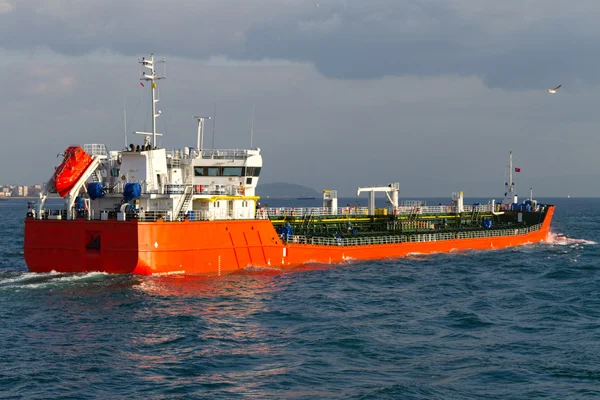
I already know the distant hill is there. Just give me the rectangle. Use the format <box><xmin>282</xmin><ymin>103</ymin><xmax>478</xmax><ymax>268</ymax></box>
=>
<box><xmin>256</xmin><ymin>182</ymin><xmax>320</xmax><ymax>199</ymax></box>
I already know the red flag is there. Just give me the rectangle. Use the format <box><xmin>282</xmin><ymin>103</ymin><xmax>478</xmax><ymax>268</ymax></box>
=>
<box><xmin>140</xmin><ymin>82</ymin><xmax>145</xmax><ymax>87</ymax></box>
<box><xmin>515</xmin><ymin>167</ymin><xmax>521</xmax><ymax>172</ymax></box>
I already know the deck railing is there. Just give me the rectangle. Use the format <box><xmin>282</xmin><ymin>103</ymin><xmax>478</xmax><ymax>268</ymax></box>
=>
<box><xmin>283</xmin><ymin>223</ymin><xmax>542</xmax><ymax>247</ymax></box>
<box><xmin>166</xmin><ymin>148</ymin><xmax>254</xmax><ymax>161</ymax></box>
<box><xmin>84</xmin><ymin>143</ymin><xmax>108</xmax><ymax>156</ymax></box>
<box><xmin>260</xmin><ymin>203</ymin><xmax>495</xmax><ymax>218</ymax></box>
<box><xmin>97</xmin><ymin>182</ymin><xmax>247</xmax><ymax>197</ymax></box>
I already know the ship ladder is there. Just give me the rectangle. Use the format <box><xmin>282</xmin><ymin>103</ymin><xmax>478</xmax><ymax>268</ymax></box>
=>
<box><xmin>472</xmin><ymin>209</ymin><xmax>479</xmax><ymax>225</ymax></box>
<box><xmin>409</xmin><ymin>207</ymin><xmax>417</xmax><ymax>222</ymax></box>
<box><xmin>175</xmin><ymin>185</ymin><xmax>194</xmax><ymax>220</ymax></box>
<box><xmin>301</xmin><ymin>210</ymin><xmax>314</xmax><ymax>230</ymax></box>
<box><xmin>147</xmin><ymin>151</ymin><xmax>155</xmax><ymax>189</ymax></box>
<box><xmin>300</xmin><ymin>213</ymin><xmax>308</xmax><ymax>229</ymax></box>
<box><xmin>90</xmin><ymin>169</ymin><xmax>103</xmax><ymax>182</ymax></box>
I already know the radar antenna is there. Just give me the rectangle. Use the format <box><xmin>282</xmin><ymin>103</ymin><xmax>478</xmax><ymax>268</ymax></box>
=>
<box><xmin>134</xmin><ymin>53</ymin><xmax>166</xmax><ymax>148</ymax></box>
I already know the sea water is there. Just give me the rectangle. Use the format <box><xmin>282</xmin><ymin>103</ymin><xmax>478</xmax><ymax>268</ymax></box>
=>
<box><xmin>1</xmin><ymin>197</ymin><xmax>599</xmax><ymax>399</ymax></box>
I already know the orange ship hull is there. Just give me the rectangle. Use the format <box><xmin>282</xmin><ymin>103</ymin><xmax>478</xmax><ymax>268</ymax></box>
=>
<box><xmin>24</xmin><ymin>207</ymin><xmax>554</xmax><ymax>275</ymax></box>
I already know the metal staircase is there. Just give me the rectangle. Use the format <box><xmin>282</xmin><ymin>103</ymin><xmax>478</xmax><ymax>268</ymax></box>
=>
<box><xmin>174</xmin><ymin>184</ymin><xmax>193</xmax><ymax>220</ymax></box>
<box><xmin>301</xmin><ymin>210</ymin><xmax>315</xmax><ymax>230</ymax></box>
<box><xmin>471</xmin><ymin>209</ymin><xmax>480</xmax><ymax>224</ymax></box>
<box><xmin>83</xmin><ymin>144</ymin><xmax>106</xmax><ymax>183</ymax></box>
<box><xmin>90</xmin><ymin>169</ymin><xmax>103</xmax><ymax>182</ymax></box>
<box><xmin>409</xmin><ymin>207</ymin><xmax>419</xmax><ymax>222</ymax></box>
<box><xmin>146</xmin><ymin>151</ymin><xmax>155</xmax><ymax>191</ymax></box>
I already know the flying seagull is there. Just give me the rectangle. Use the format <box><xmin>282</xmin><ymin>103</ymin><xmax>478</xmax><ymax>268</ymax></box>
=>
<box><xmin>547</xmin><ymin>84</ymin><xmax>561</xmax><ymax>94</ymax></box>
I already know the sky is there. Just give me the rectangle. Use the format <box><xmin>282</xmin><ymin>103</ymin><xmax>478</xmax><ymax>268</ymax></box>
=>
<box><xmin>1</xmin><ymin>0</ymin><xmax>600</xmax><ymax>197</ymax></box>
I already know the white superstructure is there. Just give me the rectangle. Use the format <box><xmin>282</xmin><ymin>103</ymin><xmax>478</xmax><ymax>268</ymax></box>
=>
<box><xmin>35</xmin><ymin>53</ymin><xmax>262</xmax><ymax>222</ymax></box>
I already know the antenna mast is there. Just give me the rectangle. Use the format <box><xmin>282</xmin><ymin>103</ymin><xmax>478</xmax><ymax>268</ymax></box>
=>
<box><xmin>503</xmin><ymin>149</ymin><xmax>518</xmax><ymax>205</ymax></box>
<box><xmin>250</xmin><ymin>104</ymin><xmax>255</xmax><ymax>148</ymax></box>
<box><xmin>135</xmin><ymin>53</ymin><xmax>166</xmax><ymax>148</ymax></box>
<box><xmin>123</xmin><ymin>97</ymin><xmax>127</xmax><ymax>148</ymax></box>
<box><xmin>194</xmin><ymin>116</ymin><xmax>211</xmax><ymax>152</ymax></box>
<box><xmin>211</xmin><ymin>103</ymin><xmax>217</xmax><ymax>149</ymax></box>
<box><xmin>509</xmin><ymin>150</ymin><xmax>514</xmax><ymax>194</ymax></box>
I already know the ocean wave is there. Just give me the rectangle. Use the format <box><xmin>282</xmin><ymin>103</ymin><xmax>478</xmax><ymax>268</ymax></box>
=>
<box><xmin>232</xmin><ymin>265</ymin><xmax>284</xmax><ymax>275</ymax></box>
<box><xmin>1</xmin><ymin>271</ymin><xmax>110</xmax><ymax>289</ymax></box>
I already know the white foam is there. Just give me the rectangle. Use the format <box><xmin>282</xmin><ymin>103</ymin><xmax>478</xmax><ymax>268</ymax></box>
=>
<box><xmin>546</xmin><ymin>232</ymin><xmax>597</xmax><ymax>246</ymax></box>
<box><xmin>240</xmin><ymin>265</ymin><xmax>282</xmax><ymax>273</ymax></box>
<box><xmin>152</xmin><ymin>270</ymin><xmax>186</xmax><ymax>276</ymax></box>
<box><xmin>0</xmin><ymin>272</ymin><xmax>40</xmax><ymax>285</ymax></box>
<box><xmin>5</xmin><ymin>271</ymin><xmax>110</xmax><ymax>289</ymax></box>
<box><xmin>50</xmin><ymin>271</ymin><xmax>109</xmax><ymax>282</ymax></box>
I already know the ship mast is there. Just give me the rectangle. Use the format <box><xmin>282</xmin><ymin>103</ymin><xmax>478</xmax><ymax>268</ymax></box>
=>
<box><xmin>194</xmin><ymin>116</ymin><xmax>211</xmax><ymax>152</ymax></box>
<box><xmin>508</xmin><ymin>150</ymin><xmax>514</xmax><ymax>194</ymax></box>
<box><xmin>503</xmin><ymin>150</ymin><xmax>517</xmax><ymax>205</ymax></box>
<box><xmin>135</xmin><ymin>53</ymin><xmax>166</xmax><ymax>148</ymax></box>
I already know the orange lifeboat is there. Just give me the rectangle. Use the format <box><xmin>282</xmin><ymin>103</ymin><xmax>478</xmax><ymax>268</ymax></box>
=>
<box><xmin>54</xmin><ymin>146</ymin><xmax>93</xmax><ymax>197</ymax></box>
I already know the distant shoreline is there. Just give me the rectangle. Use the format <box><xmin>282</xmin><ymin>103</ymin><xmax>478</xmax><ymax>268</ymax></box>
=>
<box><xmin>0</xmin><ymin>196</ymin><xmax>41</xmax><ymax>199</ymax></box>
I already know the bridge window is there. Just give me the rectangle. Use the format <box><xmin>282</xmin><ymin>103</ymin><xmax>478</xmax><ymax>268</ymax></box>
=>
<box><xmin>223</xmin><ymin>167</ymin><xmax>243</xmax><ymax>176</ymax></box>
<box><xmin>246</xmin><ymin>167</ymin><xmax>261</xmax><ymax>177</ymax></box>
<box><xmin>207</xmin><ymin>167</ymin><xmax>220</xmax><ymax>176</ymax></box>
<box><xmin>195</xmin><ymin>166</ymin><xmax>253</xmax><ymax>177</ymax></box>
<box><xmin>194</xmin><ymin>167</ymin><xmax>205</xmax><ymax>176</ymax></box>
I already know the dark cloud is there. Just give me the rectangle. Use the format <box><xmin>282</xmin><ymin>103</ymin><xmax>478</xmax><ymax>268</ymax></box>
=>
<box><xmin>240</xmin><ymin>1</ymin><xmax>599</xmax><ymax>89</ymax></box>
<box><xmin>2</xmin><ymin>1</ymin><xmax>600</xmax><ymax>195</ymax></box>
<box><xmin>0</xmin><ymin>1</ymin><xmax>598</xmax><ymax>89</ymax></box>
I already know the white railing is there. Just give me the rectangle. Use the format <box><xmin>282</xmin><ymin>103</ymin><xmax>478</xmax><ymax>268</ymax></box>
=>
<box><xmin>261</xmin><ymin>204</ymin><xmax>495</xmax><ymax>217</ymax></box>
<box><xmin>167</xmin><ymin>158</ymin><xmax>181</xmax><ymax>168</ymax></box>
<box><xmin>165</xmin><ymin>183</ymin><xmax>246</xmax><ymax>196</ymax></box>
<box><xmin>200</xmin><ymin>149</ymin><xmax>250</xmax><ymax>160</ymax></box>
<box><xmin>262</xmin><ymin>206</ymin><xmax>369</xmax><ymax>217</ymax></box>
<box><xmin>84</xmin><ymin>143</ymin><xmax>108</xmax><ymax>156</ymax></box>
<box><xmin>284</xmin><ymin>223</ymin><xmax>543</xmax><ymax>247</ymax></box>
<box><xmin>395</xmin><ymin>204</ymin><xmax>494</xmax><ymax>214</ymax></box>
<box><xmin>94</xmin><ymin>182</ymin><xmax>247</xmax><ymax>197</ymax></box>
<box><xmin>165</xmin><ymin>148</ymin><xmax>253</xmax><ymax>161</ymax></box>
<box><xmin>128</xmin><ymin>209</ymin><xmax>256</xmax><ymax>222</ymax></box>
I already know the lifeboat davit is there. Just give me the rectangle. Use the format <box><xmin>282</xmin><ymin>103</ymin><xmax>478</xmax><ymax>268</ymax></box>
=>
<box><xmin>54</xmin><ymin>146</ymin><xmax>93</xmax><ymax>197</ymax></box>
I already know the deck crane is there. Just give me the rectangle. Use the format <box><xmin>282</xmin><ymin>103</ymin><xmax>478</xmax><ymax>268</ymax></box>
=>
<box><xmin>357</xmin><ymin>183</ymin><xmax>399</xmax><ymax>216</ymax></box>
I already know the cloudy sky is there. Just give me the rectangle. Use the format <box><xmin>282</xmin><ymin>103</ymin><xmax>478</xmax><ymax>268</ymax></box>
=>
<box><xmin>1</xmin><ymin>0</ymin><xmax>599</xmax><ymax>196</ymax></box>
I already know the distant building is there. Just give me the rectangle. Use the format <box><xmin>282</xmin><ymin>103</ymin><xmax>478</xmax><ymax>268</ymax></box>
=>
<box><xmin>0</xmin><ymin>185</ymin><xmax>39</xmax><ymax>197</ymax></box>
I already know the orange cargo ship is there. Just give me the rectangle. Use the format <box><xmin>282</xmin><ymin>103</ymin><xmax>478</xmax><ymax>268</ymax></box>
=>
<box><xmin>24</xmin><ymin>54</ymin><xmax>554</xmax><ymax>275</ymax></box>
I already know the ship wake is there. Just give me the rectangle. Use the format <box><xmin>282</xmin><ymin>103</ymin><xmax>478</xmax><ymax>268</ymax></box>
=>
<box><xmin>546</xmin><ymin>231</ymin><xmax>596</xmax><ymax>246</ymax></box>
<box><xmin>0</xmin><ymin>271</ymin><xmax>110</xmax><ymax>290</ymax></box>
